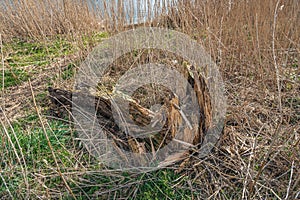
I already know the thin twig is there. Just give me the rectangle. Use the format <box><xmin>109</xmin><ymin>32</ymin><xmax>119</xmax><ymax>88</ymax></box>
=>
<box><xmin>1</xmin><ymin>33</ymin><xmax>4</xmax><ymax>103</ymax></box>
<box><xmin>284</xmin><ymin>160</ymin><xmax>294</xmax><ymax>200</ymax></box>
<box><xmin>0</xmin><ymin>172</ymin><xmax>13</xmax><ymax>199</ymax></box>
<box><xmin>29</xmin><ymin>79</ymin><xmax>76</xmax><ymax>199</ymax></box>
<box><xmin>0</xmin><ymin>109</ymin><xmax>29</xmax><ymax>198</ymax></box>
<box><xmin>249</xmin><ymin>0</ymin><xmax>283</xmax><ymax>195</ymax></box>
<box><xmin>272</xmin><ymin>2</ymin><xmax>283</xmax><ymax>119</ymax></box>
<box><xmin>172</xmin><ymin>102</ymin><xmax>193</xmax><ymax>130</ymax></box>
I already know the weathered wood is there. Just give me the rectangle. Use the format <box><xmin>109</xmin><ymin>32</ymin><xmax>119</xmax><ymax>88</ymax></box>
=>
<box><xmin>48</xmin><ymin>87</ymin><xmax>153</xmax><ymax>126</ymax></box>
<box><xmin>48</xmin><ymin>69</ymin><xmax>213</xmax><ymax>167</ymax></box>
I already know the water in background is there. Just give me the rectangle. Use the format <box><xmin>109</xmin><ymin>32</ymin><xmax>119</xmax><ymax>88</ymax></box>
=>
<box><xmin>89</xmin><ymin>0</ymin><xmax>178</xmax><ymax>24</ymax></box>
<box><xmin>0</xmin><ymin>0</ymin><xmax>179</xmax><ymax>25</ymax></box>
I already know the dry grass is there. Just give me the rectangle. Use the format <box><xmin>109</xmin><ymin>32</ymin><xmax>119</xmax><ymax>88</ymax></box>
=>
<box><xmin>0</xmin><ymin>0</ymin><xmax>299</xmax><ymax>199</ymax></box>
<box><xmin>0</xmin><ymin>0</ymin><xmax>102</xmax><ymax>41</ymax></box>
<box><xmin>165</xmin><ymin>0</ymin><xmax>300</xmax><ymax>199</ymax></box>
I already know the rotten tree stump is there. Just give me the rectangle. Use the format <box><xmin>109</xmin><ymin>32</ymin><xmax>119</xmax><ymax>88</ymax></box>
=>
<box><xmin>48</xmin><ymin>68</ymin><xmax>213</xmax><ymax>168</ymax></box>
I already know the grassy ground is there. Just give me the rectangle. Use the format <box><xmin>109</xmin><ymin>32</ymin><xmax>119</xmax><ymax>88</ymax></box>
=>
<box><xmin>1</xmin><ymin>33</ymin><xmax>199</xmax><ymax>200</ymax></box>
<box><xmin>1</xmin><ymin>0</ymin><xmax>300</xmax><ymax>199</ymax></box>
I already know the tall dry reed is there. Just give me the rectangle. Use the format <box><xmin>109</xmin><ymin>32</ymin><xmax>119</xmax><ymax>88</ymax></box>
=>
<box><xmin>0</xmin><ymin>0</ymin><xmax>102</xmax><ymax>41</ymax></box>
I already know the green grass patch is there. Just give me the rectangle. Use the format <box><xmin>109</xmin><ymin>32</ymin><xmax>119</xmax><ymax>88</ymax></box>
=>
<box><xmin>60</xmin><ymin>62</ymin><xmax>78</xmax><ymax>81</ymax></box>
<box><xmin>65</xmin><ymin>169</ymin><xmax>196</xmax><ymax>199</ymax></box>
<box><xmin>1</xmin><ymin>38</ymin><xmax>75</xmax><ymax>88</ymax></box>
<box><xmin>81</xmin><ymin>32</ymin><xmax>109</xmax><ymax>47</ymax></box>
<box><xmin>0</xmin><ymin>112</ymin><xmax>197</xmax><ymax>199</ymax></box>
<box><xmin>0</xmin><ymin>67</ymin><xmax>30</xmax><ymax>88</ymax></box>
<box><xmin>134</xmin><ymin>170</ymin><xmax>195</xmax><ymax>200</ymax></box>
<box><xmin>1</xmin><ymin>32</ymin><xmax>109</xmax><ymax>89</ymax></box>
<box><xmin>4</xmin><ymin>39</ymin><xmax>74</xmax><ymax>67</ymax></box>
<box><xmin>0</xmin><ymin>115</ymin><xmax>76</xmax><ymax>198</ymax></box>
<box><xmin>4</xmin><ymin>115</ymin><xmax>75</xmax><ymax>166</ymax></box>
